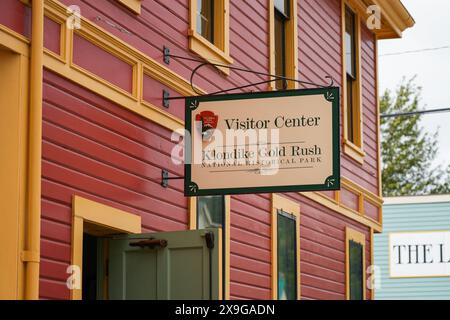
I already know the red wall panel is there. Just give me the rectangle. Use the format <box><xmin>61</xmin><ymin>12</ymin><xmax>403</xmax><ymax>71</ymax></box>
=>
<box><xmin>72</xmin><ymin>33</ymin><xmax>134</xmax><ymax>93</ymax></box>
<box><xmin>35</xmin><ymin>0</ymin><xmax>379</xmax><ymax>301</ymax></box>
<box><xmin>40</xmin><ymin>69</ymin><xmax>188</xmax><ymax>299</ymax></box>
<box><xmin>0</xmin><ymin>0</ymin><xmax>30</xmax><ymax>38</ymax></box>
<box><xmin>44</xmin><ymin>16</ymin><xmax>61</xmax><ymax>55</ymax></box>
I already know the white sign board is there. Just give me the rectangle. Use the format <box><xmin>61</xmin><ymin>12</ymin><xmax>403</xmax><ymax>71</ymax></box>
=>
<box><xmin>184</xmin><ymin>88</ymin><xmax>340</xmax><ymax>196</ymax></box>
<box><xmin>389</xmin><ymin>231</ymin><xmax>450</xmax><ymax>278</ymax></box>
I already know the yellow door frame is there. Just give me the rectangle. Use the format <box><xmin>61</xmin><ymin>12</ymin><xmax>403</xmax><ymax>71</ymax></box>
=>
<box><xmin>70</xmin><ymin>195</ymin><xmax>142</xmax><ymax>300</ymax></box>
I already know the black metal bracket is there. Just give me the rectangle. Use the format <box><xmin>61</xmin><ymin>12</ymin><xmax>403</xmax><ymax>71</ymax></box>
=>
<box><xmin>205</xmin><ymin>232</ymin><xmax>215</xmax><ymax>249</ymax></box>
<box><xmin>161</xmin><ymin>46</ymin><xmax>335</xmax><ymax>100</ymax></box>
<box><xmin>162</xmin><ymin>89</ymin><xmax>170</xmax><ymax>108</ymax></box>
<box><xmin>163</xmin><ymin>46</ymin><xmax>170</xmax><ymax>64</ymax></box>
<box><xmin>161</xmin><ymin>169</ymin><xmax>184</xmax><ymax>188</ymax></box>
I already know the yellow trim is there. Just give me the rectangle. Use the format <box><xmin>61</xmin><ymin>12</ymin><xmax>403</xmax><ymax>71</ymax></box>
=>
<box><xmin>268</xmin><ymin>0</ymin><xmax>298</xmax><ymax>90</ymax></box>
<box><xmin>117</xmin><ymin>0</ymin><xmax>142</xmax><ymax>15</ymax></box>
<box><xmin>345</xmin><ymin>227</ymin><xmax>366</xmax><ymax>300</ymax></box>
<box><xmin>301</xmin><ymin>177</ymin><xmax>383</xmax><ymax>232</ymax></box>
<box><xmin>342</xmin><ymin>1</ymin><xmax>365</xmax><ymax>164</ymax></box>
<box><xmin>188</xmin><ymin>197</ymin><xmax>198</xmax><ymax>230</ymax></box>
<box><xmin>344</xmin><ymin>0</ymin><xmax>414</xmax><ymax>39</ymax></box>
<box><xmin>189</xmin><ymin>195</ymin><xmax>230</xmax><ymax>300</ymax></box>
<box><xmin>0</xmin><ymin>25</ymin><xmax>30</xmax><ymax>56</ymax></box>
<box><xmin>375</xmin><ymin>39</ymin><xmax>382</xmax><ymax>197</ymax></box>
<box><xmin>71</xmin><ymin>195</ymin><xmax>142</xmax><ymax>300</ymax></box>
<box><xmin>188</xmin><ymin>0</ymin><xmax>233</xmax><ymax>74</ymax></box>
<box><xmin>70</xmin><ymin>29</ymin><xmax>139</xmax><ymax>99</ymax></box>
<box><xmin>271</xmin><ymin>194</ymin><xmax>301</xmax><ymax>300</ymax></box>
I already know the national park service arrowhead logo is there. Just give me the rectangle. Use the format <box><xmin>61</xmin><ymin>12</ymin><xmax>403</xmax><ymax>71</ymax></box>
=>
<box><xmin>196</xmin><ymin>111</ymin><xmax>218</xmax><ymax>141</ymax></box>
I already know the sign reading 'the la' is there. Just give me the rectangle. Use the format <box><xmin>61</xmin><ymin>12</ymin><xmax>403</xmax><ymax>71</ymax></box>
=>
<box><xmin>390</xmin><ymin>231</ymin><xmax>450</xmax><ymax>278</ymax></box>
<box><xmin>184</xmin><ymin>88</ymin><xmax>340</xmax><ymax>196</ymax></box>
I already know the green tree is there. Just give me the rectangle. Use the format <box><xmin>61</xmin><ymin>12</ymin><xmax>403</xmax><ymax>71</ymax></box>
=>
<box><xmin>380</xmin><ymin>78</ymin><xmax>450</xmax><ymax>196</ymax></box>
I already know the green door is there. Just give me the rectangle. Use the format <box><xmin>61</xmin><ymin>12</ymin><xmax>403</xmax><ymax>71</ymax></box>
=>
<box><xmin>108</xmin><ymin>228</ymin><xmax>221</xmax><ymax>300</ymax></box>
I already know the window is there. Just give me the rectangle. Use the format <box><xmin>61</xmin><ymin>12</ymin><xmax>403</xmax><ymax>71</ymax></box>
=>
<box><xmin>277</xmin><ymin>210</ymin><xmax>297</xmax><ymax>299</ymax></box>
<box><xmin>270</xmin><ymin>0</ymin><xmax>298</xmax><ymax>90</ymax></box>
<box><xmin>197</xmin><ymin>195</ymin><xmax>224</xmax><ymax>229</ymax></box>
<box><xmin>196</xmin><ymin>0</ymin><xmax>214</xmax><ymax>43</ymax></box>
<box><xmin>271</xmin><ymin>194</ymin><xmax>300</xmax><ymax>300</ymax></box>
<box><xmin>342</xmin><ymin>2</ymin><xmax>365</xmax><ymax>163</ymax></box>
<box><xmin>346</xmin><ymin>227</ymin><xmax>366</xmax><ymax>300</ymax></box>
<box><xmin>345</xmin><ymin>7</ymin><xmax>356</xmax><ymax>143</ymax></box>
<box><xmin>274</xmin><ymin>2</ymin><xmax>288</xmax><ymax>90</ymax></box>
<box><xmin>189</xmin><ymin>0</ymin><xmax>233</xmax><ymax>73</ymax></box>
<box><xmin>196</xmin><ymin>196</ymin><xmax>228</xmax><ymax>299</ymax></box>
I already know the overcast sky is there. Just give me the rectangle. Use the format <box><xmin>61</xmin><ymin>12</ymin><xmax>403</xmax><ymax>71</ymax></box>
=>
<box><xmin>378</xmin><ymin>0</ymin><xmax>450</xmax><ymax>169</ymax></box>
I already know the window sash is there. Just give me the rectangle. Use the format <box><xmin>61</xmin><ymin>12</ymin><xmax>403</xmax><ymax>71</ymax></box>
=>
<box><xmin>346</xmin><ymin>75</ymin><xmax>355</xmax><ymax>142</ymax></box>
<box><xmin>196</xmin><ymin>0</ymin><xmax>214</xmax><ymax>43</ymax></box>
<box><xmin>349</xmin><ymin>240</ymin><xmax>364</xmax><ymax>300</ymax></box>
<box><xmin>345</xmin><ymin>6</ymin><xmax>356</xmax><ymax>78</ymax></box>
<box><xmin>274</xmin><ymin>11</ymin><xmax>287</xmax><ymax>90</ymax></box>
<box><xmin>277</xmin><ymin>211</ymin><xmax>297</xmax><ymax>300</ymax></box>
<box><xmin>274</xmin><ymin>0</ymin><xmax>290</xmax><ymax>18</ymax></box>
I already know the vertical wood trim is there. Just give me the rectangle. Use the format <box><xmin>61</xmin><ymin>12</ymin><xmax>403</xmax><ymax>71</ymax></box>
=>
<box><xmin>25</xmin><ymin>0</ymin><xmax>44</xmax><ymax>300</ymax></box>
<box><xmin>188</xmin><ymin>196</ymin><xmax>230</xmax><ymax>299</ymax></box>
<box><xmin>374</xmin><ymin>37</ymin><xmax>382</xmax><ymax>197</ymax></box>
<box><xmin>188</xmin><ymin>197</ymin><xmax>197</xmax><ymax>230</ymax></box>
<box><xmin>70</xmin><ymin>216</ymin><xmax>84</xmax><ymax>300</ymax></box>
<box><xmin>0</xmin><ymin>49</ymin><xmax>28</xmax><ymax>299</ymax></box>
<box><xmin>224</xmin><ymin>195</ymin><xmax>231</xmax><ymax>300</ymax></box>
<box><xmin>268</xmin><ymin>0</ymin><xmax>275</xmax><ymax>90</ymax></box>
<box><xmin>286</xmin><ymin>0</ymin><xmax>298</xmax><ymax>89</ymax></box>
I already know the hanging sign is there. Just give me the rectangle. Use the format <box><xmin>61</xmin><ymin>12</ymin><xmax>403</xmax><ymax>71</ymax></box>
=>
<box><xmin>389</xmin><ymin>231</ymin><xmax>450</xmax><ymax>278</ymax></box>
<box><xmin>184</xmin><ymin>87</ymin><xmax>340</xmax><ymax>196</ymax></box>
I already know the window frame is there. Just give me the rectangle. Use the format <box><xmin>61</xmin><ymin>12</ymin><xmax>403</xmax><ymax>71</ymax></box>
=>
<box><xmin>345</xmin><ymin>227</ymin><xmax>366</xmax><ymax>300</ymax></box>
<box><xmin>189</xmin><ymin>0</ymin><xmax>233</xmax><ymax>74</ymax></box>
<box><xmin>269</xmin><ymin>0</ymin><xmax>298</xmax><ymax>90</ymax></box>
<box><xmin>271</xmin><ymin>194</ymin><xmax>301</xmax><ymax>300</ymax></box>
<box><xmin>342</xmin><ymin>1</ymin><xmax>365</xmax><ymax>164</ymax></box>
<box><xmin>189</xmin><ymin>196</ymin><xmax>231</xmax><ymax>299</ymax></box>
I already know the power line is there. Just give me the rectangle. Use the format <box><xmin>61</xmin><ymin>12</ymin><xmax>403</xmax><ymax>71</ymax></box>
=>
<box><xmin>380</xmin><ymin>45</ymin><xmax>450</xmax><ymax>57</ymax></box>
<box><xmin>381</xmin><ymin>107</ymin><xmax>450</xmax><ymax>118</ymax></box>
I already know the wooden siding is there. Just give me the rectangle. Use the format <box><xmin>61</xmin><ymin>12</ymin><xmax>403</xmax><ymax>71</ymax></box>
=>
<box><xmin>57</xmin><ymin>0</ymin><xmax>270</xmax><ymax>110</ymax></box>
<box><xmin>298</xmin><ymin>0</ymin><xmax>379</xmax><ymax>195</ymax></box>
<box><xmin>40</xmin><ymin>69</ymin><xmax>188</xmax><ymax>299</ymax></box>
<box><xmin>0</xmin><ymin>0</ymin><xmax>381</xmax><ymax>300</ymax></box>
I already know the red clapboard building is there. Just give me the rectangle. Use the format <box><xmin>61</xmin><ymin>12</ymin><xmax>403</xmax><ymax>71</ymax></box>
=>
<box><xmin>0</xmin><ymin>0</ymin><xmax>414</xmax><ymax>300</ymax></box>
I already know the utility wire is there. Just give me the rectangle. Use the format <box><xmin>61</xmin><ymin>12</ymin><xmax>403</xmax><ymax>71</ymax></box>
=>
<box><xmin>381</xmin><ymin>107</ymin><xmax>450</xmax><ymax>118</ymax></box>
<box><xmin>380</xmin><ymin>45</ymin><xmax>450</xmax><ymax>57</ymax></box>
